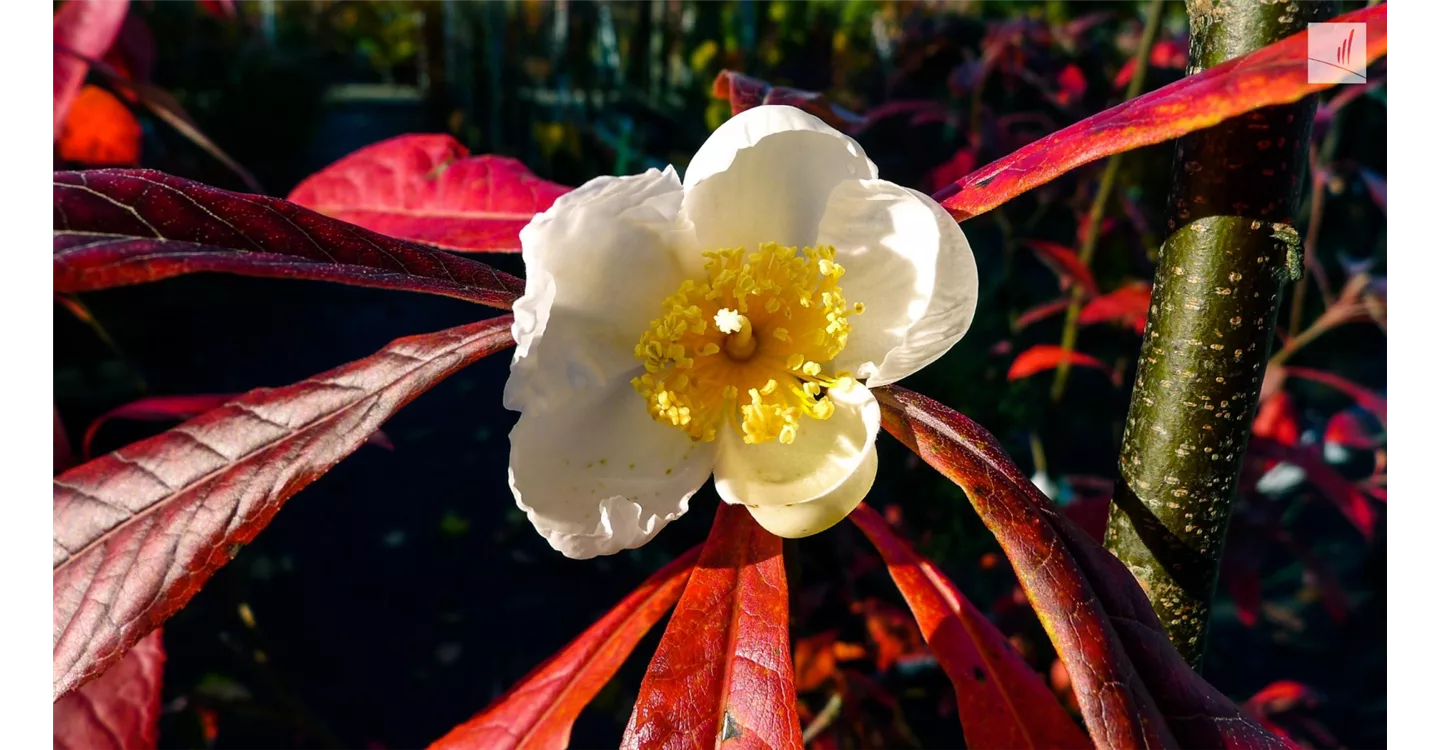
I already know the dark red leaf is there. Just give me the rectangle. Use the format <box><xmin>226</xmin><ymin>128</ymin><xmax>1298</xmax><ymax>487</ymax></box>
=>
<box><xmin>1078</xmin><ymin>282</ymin><xmax>1152</xmax><ymax>335</ymax></box>
<box><xmin>54</xmin><ymin>0</ymin><xmax>129</xmax><ymax>139</ymax></box>
<box><xmin>54</xmin><ymin>629</ymin><xmax>164</xmax><ymax>750</ymax></box>
<box><xmin>1008</xmin><ymin>345</ymin><xmax>1114</xmax><ymax>384</ymax></box>
<box><xmin>105</xmin><ymin>12</ymin><xmax>156</xmax><ymax>85</ymax></box>
<box><xmin>874</xmin><ymin>385</ymin><xmax>1290</xmax><ymax>749</ymax></box>
<box><xmin>56</xmin><ymin>405</ymin><xmax>75</xmax><ymax>475</ymax></box>
<box><xmin>712</xmin><ymin>69</ymin><xmax>866</xmax><ymax>133</ymax></box>
<box><xmin>850</xmin><ymin>505</ymin><xmax>1090</xmax><ymax>749</ymax></box>
<box><xmin>1250</xmin><ymin>438</ymin><xmax>1376</xmax><ymax>541</ymax></box>
<box><xmin>936</xmin><ymin>4</ymin><xmax>1387</xmax><ymax>220</ymax></box>
<box><xmin>1023</xmin><ymin>240</ymin><xmax>1098</xmax><ymax>296</ymax></box>
<box><xmin>1220</xmin><ymin>535</ymin><xmax>1264</xmax><ymax>628</ymax></box>
<box><xmin>1014</xmin><ymin>298</ymin><xmax>1071</xmax><ymax>331</ymax></box>
<box><xmin>431</xmin><ymin>546</ymin><xmax>701</xmax><ymax>750</ymax></box>
<box><xmin>54</xmin><ymin>170</ymin><xmax>522</xmax><ymax>309</ymax></box>
<box><xmin>53</xmin><ymin>316</ymin><xmax>515</xmax><ymax>699</ymax></box>
<box><xmin>621</xmin><ymin>503</ymin><xmax>802</xmax><ymax>750</ymax></box>
<box><xmin>288</xmin><ymin>135</ymin><xmax>571</xmax><ymax>253</ymax></box>
<box><xmin>1283</xmin><ymin>366</ymin><xmax>1387</xmax><ymax>427</ymax></box>
<box><xmin>57</xmin><ymin>85</ymin><xmax>142</xmax><ymax>166</ymax></box>
<box><xmin>1061</xmin><ymin>494</ymin><xmax>1112</xmax><ymax>543</ymax></box>
<box><xmin>198</xmin><ymin>0</ymin><xmax>237</xmax><ymax>21</ymax></box>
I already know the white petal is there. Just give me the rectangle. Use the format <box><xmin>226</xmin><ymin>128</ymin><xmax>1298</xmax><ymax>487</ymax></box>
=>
<box><xmin>680</xmin><ymin>105</ymin><xmax>877</xmax><ymax>265</ymax></box>
<box><xmin>821</xmin><ymin>179</ymin><xmax>978</xmax><ymax>387</ymax></box>
<box><xmin>713</xmin><ymin>380</ymin><xmax>880</xmax><ymax>509</ymax></box>
<box><xmin>744</xmin><ymin>445</ymin><xmax>877</xmax><ymax>539</ymax></box>
<box><xmin>506</xmin><ymin>167</ymin><xmax>696</xmax><ymax>412</ymax></box>
<box><xmin>509</xmin><ymin>377</ymin><xmax>718</xmax><ymax>559</ymax></box>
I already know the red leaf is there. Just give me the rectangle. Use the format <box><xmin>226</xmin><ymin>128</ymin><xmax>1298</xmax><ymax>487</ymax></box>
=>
<box><xmin>54</xmin><ymin>0</ymin><xmax>129</xmax><ymax>139</ymax></box>
<box><xmin>58</xmin><ymin>85</ymin><xmax>142</xmax><ymax>166</ymax></box>
<box><xmin>1078</xmin><ymin>282</ymin><xmax>1152</xmax><ymax>335</ymax></box>
<box><xmin>1061</xmin><ymin>494</ymin><xmax>1112</xmax><ymax>543</ymax></box>
<box><xmin>53</xmin><ymin>316</ymin><xmax>515</xmax><ymax>699</ymax></box>
<box><xmin>106</xmin><ymin>12</ymin><xmax>156</xmax><ymax>85</ymax></box>
<box><xmin>1247</xmin><ymin>438</ymin><xmax>1375</xmax><ymax>541</ymax></box>
<box><xmin>712</xmin><ymin>70</ymin><xmax>866</xmax><ymax>133</ymax></box>
<box><xmin>850</xmin><ymin>505</ymin><xmax>1090</xmax><ymax>749</ymax></box>
<box><xmin>1244</xmin><ymin>681</ymin><xmax>1318</xmax><ymax>716</ymax></box>
<box><xmin>1325</xmin><ymin>410</ymin><xmax>1378</xmax><ymax>450</ymax></box>
<box><xmin>431</xmin><ymin>546</ymin><xmax>701</xmax><ymax>750</ymax></box>
<box><xmin>1220</xmin><ymin>534</ymin><xmax>1264</xmax><ymax>628</ymax></box>
<box><xmin>1023</xmin><ymin>240</ymin><xmax>1098</xmax><ymax>296</ymax></box>
<box><xmin>1253</xmin><ymin>392</ymin><xmax>1301</xmax><ymax>448</ymax></box>
<box><xmin>1014</xmin><ymin>298</ymin><xmax>1071</xmax><ymax>331</ymax></box>
<box><xmin>874</xmin><ymin>386</ymin><xmax>1290</xmax><ymax>749</ymax></box>
<box><xmin>621</xmin><ymin>503</ymin><xmax>802</xmax><ymax>750</ymax></box>
<box><xmin>54</xmin><ymin>629</ymin><xmax>164</xmax><ymax>750</ymax></box>
<box><xmin>1008</xmin><ymin>345</ymin><xmax>1113</xmax><ymax>383</ymax></box>
<box><xmin>198</xmin><ymin>0</ymin><xmax>237</xmax><ymax>20</ymax></box>
<box><xmin>1055</xmin><ymin>64</ymin><xmax>1087</xmax><ymax>107</ymax></box>
<box><xmin>82</xmin><ymin>394</ymin><xmax>234</xmax><ymax>459</ymax></box>
<box><xmin>288</xmin><ymin>135</ymin><xmax>571</xmax><ymax>253</ymax></box>
<box><xmin>1283</xmin><ymin>366</ymin><xmax>1387</xmax><ymax>427</ymax></box>
<box><xmin>54</xmin><ymin>170</ymin><xmax>522</xmax><ymax>309</ymax></box>
<box><xmin>928</xmin><ymin>146</ymin><xmax>978</xmax><ymax>194</ymax></box>
<box><xmin>936</xmin><ymin>4</ymin><xmax>1388</xmax><ymax>220</ymax></box>
<box><xmin>56</xmin><ymin>406</ymin><xmax>75</xmax><ymax>475</ymax></box>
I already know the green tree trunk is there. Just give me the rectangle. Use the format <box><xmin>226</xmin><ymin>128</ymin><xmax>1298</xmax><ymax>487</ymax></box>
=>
<box><xmin>1102</xmin><ymin>0</ymin><xmax>1335</xmax><ymax>668</ymax></box>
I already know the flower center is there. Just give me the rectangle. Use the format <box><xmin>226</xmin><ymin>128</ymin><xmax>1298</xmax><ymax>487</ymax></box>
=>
<box><xmin>632</xmin><ymin>242</ymin><xmax>862</xmax><ymax>445</ymax></box>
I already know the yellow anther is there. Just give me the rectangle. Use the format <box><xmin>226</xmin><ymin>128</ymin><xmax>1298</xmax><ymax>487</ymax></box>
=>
<box><xmin>631</xmin><ymin>242</ymin><xmax>858</xmax><ymax>444</ymax></box>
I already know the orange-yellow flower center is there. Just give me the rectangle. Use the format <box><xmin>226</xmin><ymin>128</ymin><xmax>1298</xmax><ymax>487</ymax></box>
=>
<box><xmin>632</xmin><ymin>242</ymin><xmax>861</xmax><ymax>445</ymax></box>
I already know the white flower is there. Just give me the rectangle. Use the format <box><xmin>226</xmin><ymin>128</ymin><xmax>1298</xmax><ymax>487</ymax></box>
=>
<box><xmin>505</xmin><ymin>105</ymin><xmax>978</xmax><ymax>559</ymax></box>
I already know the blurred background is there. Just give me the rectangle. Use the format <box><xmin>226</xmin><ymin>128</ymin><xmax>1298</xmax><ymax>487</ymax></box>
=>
<box><xmin>54</xmin><ymin>1</ymin><xmax>1386</xmax><ymax>748</ymax></box>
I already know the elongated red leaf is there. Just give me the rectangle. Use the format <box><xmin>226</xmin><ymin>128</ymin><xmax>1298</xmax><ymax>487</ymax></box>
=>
<box><xmin>935</xmin><ymin>4</ymin><xmax>1387</xmax><ymax>220</ymax></box>
<box><xmin>1079</xmin><ymin>282</ymin><xmax>1152</xmax><ymax>335</ymax></box>
<box><xmin>1024</xmin><ymin>240</ymin><xmax>1098</xmax><ymax>296</ymax></box>
<box><xmin>82</xmin><ymin>394</ymin><xmax>234</xmax><ymax>459</ymax></box>
<box><xmin>288</xmin><ymin>135</ymin><xmax>570</xmax><ymax>253</ymax></box>
<box><xmin>1008</xmin><ymin>345</ymin><xmax>1114</xmax><ymax>383</ymax></box>
<box><xmin>54</xmin><ymin>170</ymin><xmax>522</xmax><ymax>309</ymax></box>
<box><xmin>874</xmin><ymin>385</ymin><xmax>1289</xmax><ymax>749</ymax></box>
<box><xmin>431</xmin><ymin>546</ymin><xmax>701</xmax><ymax>750</ymax></box>
<box><xmin>1015</xmin><ymin>298</ymin><xmax>1071</xmax><ymax>331</ymax></box>
<box><xmin>712</xmin><ymin>69</ymin><xmax>865</xmax><ymax>133</ymax></box>
<box><xmin>849</xmin><ymin>504</ymin><xmax>1090</xmax><ymax>749</ymax></box>
<box><xmin>1248</xmin><ymin>438</ymin><xmax>1376</xmax><ymax>541</ymax></box>
<box><xmin>53</xmin><ymin>316</ymin><xmax>516</xmax><ymax>700</ymax></box>
<box><xmin>54</xmin><ymin>0</ymin><xmax>129</xmax><ymax>139</ymax></box>
<box><xmin>622</xmin><ymin>503</ymin><xmax>802</xmax><ymax>750</ymax></box>
<box><xmin>54</xmin><ymin>629</ymin><xmax>164</xmax><ymax>750</ymax></box>
<box><xmin>1282</xmin><ymin>366</ymin><xmax>1386</xmax><ymax>427</ymax></box>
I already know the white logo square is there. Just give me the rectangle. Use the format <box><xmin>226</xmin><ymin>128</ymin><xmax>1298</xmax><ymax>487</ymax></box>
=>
<box><xmin>1308</xmin><ymin>22</ymin><xmax>1366</xmax><ymax>84</ymax></box>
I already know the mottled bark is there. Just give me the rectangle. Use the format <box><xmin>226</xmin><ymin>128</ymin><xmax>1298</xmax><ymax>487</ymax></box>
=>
<box><xmin>1102</xmin><ymin>0</ymin><xmax>1334</xmax><ymax>668</ymax></box>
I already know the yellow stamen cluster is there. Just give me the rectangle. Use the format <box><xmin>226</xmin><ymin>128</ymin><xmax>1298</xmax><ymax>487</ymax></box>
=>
<box><xmin>632</xmin><ymin>242</ymin><xmax>860</xmax><ymax>444</ymax></box>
